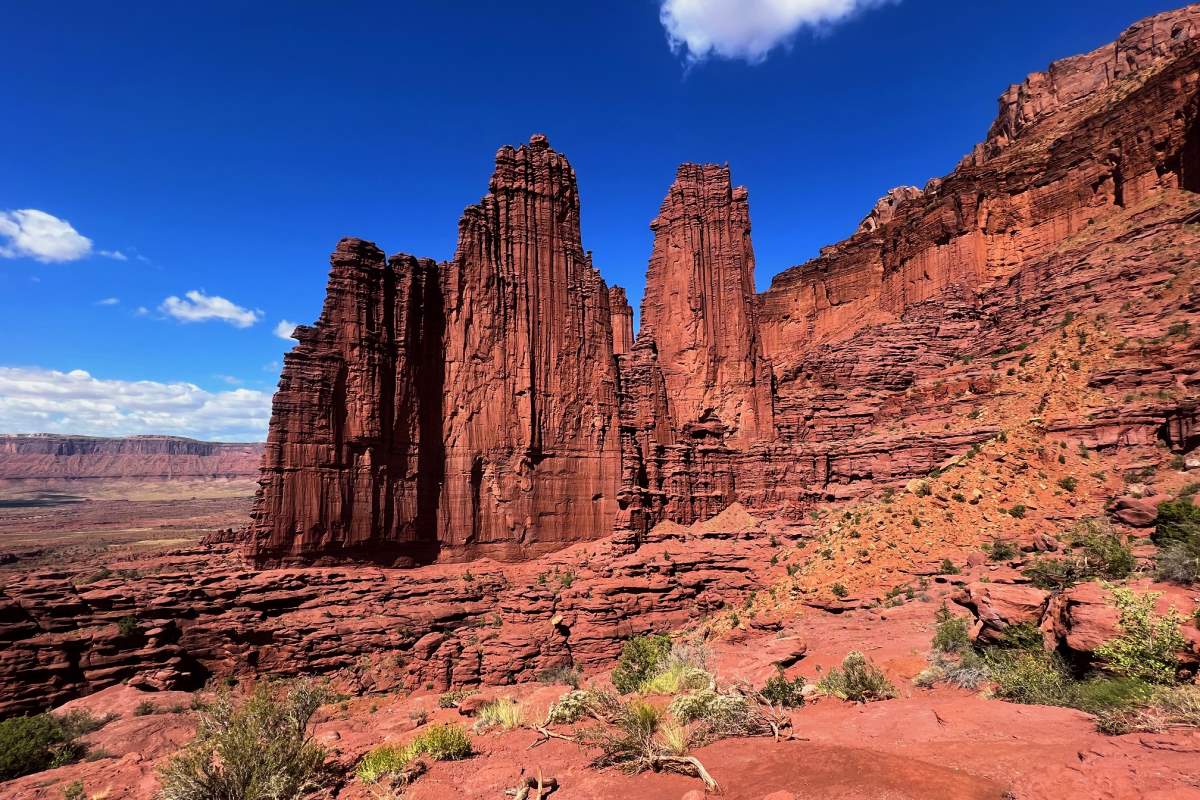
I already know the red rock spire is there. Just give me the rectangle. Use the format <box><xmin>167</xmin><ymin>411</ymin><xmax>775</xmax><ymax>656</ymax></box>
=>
<box><xmin>639</xmin><ymin>163</ymin><xmax>773</xmax><ymax>444</ymax></box>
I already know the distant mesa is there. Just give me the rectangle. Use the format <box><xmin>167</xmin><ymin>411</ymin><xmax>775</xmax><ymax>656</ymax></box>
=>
<box><xmin>0</xmin><ymin>434</ymin><xmax>263</xmax><ymax>480</ymax></box>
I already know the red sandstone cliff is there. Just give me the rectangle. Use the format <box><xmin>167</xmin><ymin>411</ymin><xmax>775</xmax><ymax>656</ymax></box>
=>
<box><xmin>639</xmin><ymin>164</ymin><xmax>774</xmax><ymax>445</ymax></box>
<box><xmin>438</xmin><ymin>134</ymin><xmax>622</xmax><ymax>558</ymax></box>
<box><xmin>248</xmin><ymin>135</ymin><xmax>621</xmax><ymax>565</ymax></box>
<box><xmin>248</xmin><ymin>243</ymin><xmax>444</xmax><ymax>565</ymax></box>
<box><xmin>0</xmin><ymin>434</ymin><xmax>262</xmax><ymax>480</ymax></box>
<box><xmin>248</xmin><ymin>4</ymin><xmax>1200</xmax><ymax>564</ymax></box>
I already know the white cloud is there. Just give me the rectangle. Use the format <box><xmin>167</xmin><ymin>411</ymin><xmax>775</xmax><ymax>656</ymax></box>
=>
<box><xmin>99</xmin><ymin>249</ymin><xmax>128</xmax><ymax>261</ymax></box>
<box><xmin>96</xmin><ymin>297</ymin><xmax>120</xmax><ymax>306</ymax></box>
<box><xmin>134</xmin><ymin>306</ymin><xmax>150</xmax><ymax>316</ymax></box>
<box><xmin>0</xmin><ymin>209</ymin><xmax>93</xmax><ymax>263</ymax></box>
<box><xmin>659</xmin><ymin>0</ymin><xmax>895</xmax><ymax>63</ymax></box>
<box><xmin>273</xmin><ymin>319</ymin><xmax>298</xmax><ymax>341</ymax></box>
<box><xmin>0</xmin><ymin>366</ymin><xmax>271</xmax><ymax>441</ymax></box>
<box><xmin>160</xmin><ymin>290</ymin><xmax>262</xmax><ymax>328</ymax></box>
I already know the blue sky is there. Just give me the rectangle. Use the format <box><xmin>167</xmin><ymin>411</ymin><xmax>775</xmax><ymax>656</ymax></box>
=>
<box><xmin>0</xmin><ymin>0</ymin><xmax>1183</xmax><ymax>440</ymax></box>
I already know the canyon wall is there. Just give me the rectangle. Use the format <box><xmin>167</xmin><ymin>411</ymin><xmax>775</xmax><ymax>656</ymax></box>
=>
<box><xmin>0</xmin><ymin>435</ymin><xmax>262</xmax><ymax>480</ymax></box>
<box><xmin>247</xmin><ymin>5</ymin><xmax>1200</xmax><ymax>564</ymax></box>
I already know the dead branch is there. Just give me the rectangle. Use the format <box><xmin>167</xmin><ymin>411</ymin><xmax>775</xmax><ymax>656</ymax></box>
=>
<box><xmin>656</xmin><ymin>754</ymin><xmax>721</xmax><ymax>792</ymax></box>
<box><xmin>505</xmin><ymin>772</ymin><xmax>560</xmax><ymax>800</ymax></box>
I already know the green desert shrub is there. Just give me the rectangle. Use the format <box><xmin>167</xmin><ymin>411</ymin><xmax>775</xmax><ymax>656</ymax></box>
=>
<box><xmin>1156</xmin><ymin>540</ymin><xmax>1200</xmax><ymax>584</ymax></box>
<box><xmin>931</xmin><ymin>604</ymin><xmax>971</xmax><ymax>654</ymax></box>
<box><xmin>436</xmin><ymin>688</ymin><xmax>474</xmax><ymax>708</ymax></box>
<box><xmin>0</xmin><ymin>714</ymin><xmax>80</xmax><ymax>781</ymax></box>
<box><xmin>1071</xmin><ymin>676</ymin><xmax>1155</xmax><ymax>716</ymax></box>
<box><xmin>355</xmin><ymin>724</ymin><xmax>471</xmax><ymax>785</ymax></box>
<box><xmin>545</xmin><ymin>690</ymin><xmax>594</xmax><ymax>725</ymax></box>
<box><xmin>669</xmin><ymin>689</ymin><xmax>749</xmax><ymax>727</ymax></box>
<box><xmin>0</xmin><ymin>708</ymin><xmax>114</xmax><ymax>781</ymax></box>
<box><xmin>985</xmin><ymin>539</ymin><xmax>1018</xmax><ymax>562</ymax></box>
<box><xmin>1024</xmin><ymin>519</ymin><xmax>1134</xmax><ymax>589</ymax></box>
<box><xmin>638</xmin><ymin>662</ymin><xmax>712</xmax><ymax>695</ymax></box>
<box><xmin>611</xmin><ymin>634</ymin><xmax>671</xmax><ymax>695</ymax></box>
<box><xmin>473</xmin><ymin>698</ymin><xmax>523</xmax><ymax>732</ymax></box>
<box><xmin>758</xmin><ymin>670</ymin><xmax>806</xmax><ymax>708</ymax></box>
<box><xmin>818</xmin><ymin>652</ymin><xmax>897</xmax><ymax>703</ymax></box>
<box><xmin>157</xmin><ymin>680</ymin><xmax>333</xmax><ymax>800</ymax></box>
<box><xmin>1093</xmin><ymin>588</ymin><xmax>1185</xmax><ymax>685</ymax></box>
<box><xmin>985</xmin><ymin>648</ymin><xmax>1076</xmax><ymax>706</ymax></box>
<box><xmin>1153</xmin><ymin>497</ymin><xmax>1200</xmax><ymax>547</ymax></box>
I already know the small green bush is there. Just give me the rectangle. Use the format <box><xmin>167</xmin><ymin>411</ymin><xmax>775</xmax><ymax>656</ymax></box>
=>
<box><xmin>1094</xmin><ymin>588</ymin><xmax>1185</xmax><ymax>685</ymax></box>
<box><xmin>992</xmin><ymin>622</ymin><xmax>1045</xmax><ymax>651</ymax></box>
<box><xmin>1008</xmin><ymin>504</ymin><xmax>1027</xmax><ymax>519</ymax></box>
<box><xmin>545</xmin><ymin>690</ymin><xmax>594</xmax><ymax>725</ymax></box>
<box><xmin>986</xmin><ymin>648</ymin><xmax>1075</xmax><ymax>706</ymax></box>
<box><xmin>931</xmin><ymin>604</ymin><xmax>971</xmax><ymax>654</ymax></box>
<box><xmin>1153</xmin><ymin>498</ymin><xmax>1200</xmax><ymax>547</ymax></box>
<box><xmin>1156</xmin><ymin>540</ymin><xmax>1200</xmax><ymax>584</ymax></box>
<box><xmin>758</xmin><ymin>670</ymin><xmax>806</xmax><ymax>708</ymax></box>
<box><xmin>638</xmin><ymin>662</ymin><xmax>711</xmax><ymax>695</ymax></box>
<box><xmin>818</xmin><ymin>652</ymin><xmax>897</xmax><ymax>703</ymax></box>
<box><xmin>939</xmin><ymin>558</ymin><xmax>960</xmax><ymax>575</ymax></box>
<box><xmin>1024</xmin><ymin>519</ymin><xmax>1134</xmax><ymax>589</ymax></box>
<box><xmin>473</xmin><ymin>698</ymin><xmax>523</xmax><ymax>732</ymax></box>
<box><xmin>0</xmin><ymin>714</ymin><xmax>79</xmax><ymax>781</ymax></box>
<box><xmin>437</xmin><ymin>688</ymin><xmax>474</xmax><ymax>708</ymax></box>
<box><xmin>830</xmin><ymin>583</ymin><xmax>849</xmax><ymax>598</ymax></box>
<box><xmin>986</xmin><ymin>539</ymin><xmax>1018</xmax><ymax>562</ymax></box>
<box><xmin>412</xmin><ymin>723</ymin><xmax>472</xmax><ymax>761</ymax></box>
<box><xmin>611</xmin><ymin>634</ymin><xmax>671</xmax><ymax>695</ymax></box>
<box><xmin>356</xmin><ymin>723</ymin><xmax>472</xmax><ymax>784</ymax></box>
<box><xmin>1071</xmin><ymin>676</ymin><xmax>1155</xmax><ymax>716</ymax></box>
<box><xmin>157</xmin><ymin>680</ymin><xmax>333</xmax><ymax>800</ymax></box>
<box><xmin>134</xmin><ymin>700</ymin><xmax>158</xmax><ymax>717</ymax></box>
<box><xmin>1057</xmin><ymin>476</ymin><xmax>1078</xmax><ymax>493</ymax></box>
<box><xmin>116</xmin><ymin>616</ymin><xmax>138</xmax><ymax>637</ymax></box>
<box><xmin>62</xmin><ymin>780</ymin><xmax>85</xmax><ymax>800</ymax></box>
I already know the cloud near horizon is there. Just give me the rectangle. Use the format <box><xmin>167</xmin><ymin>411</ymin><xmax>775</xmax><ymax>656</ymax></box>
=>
<box><xmin>0</xmin><ymin>366</ymin><xmax>272</xmax><ymax>442</ymax></box>
<box><xmin>160</xmin><ymin>290</ymin><xmax>262</xmax><ymax>328</ymax></box>
<box><xmin>659</xmin><ymin>0</ymin><xmax>896</xmax><ymax>63</ymax></box>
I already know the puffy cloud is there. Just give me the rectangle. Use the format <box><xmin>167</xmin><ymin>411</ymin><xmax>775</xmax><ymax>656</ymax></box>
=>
<box><xmin>273</xmin><ymin>319</ymin><xmax>298</xmax><ymax>341</ymax></box>
<box><xmin>95</xmin><ymin>297</ymin><xmax>120</xmax><ymax>306</ymax></box>
<box><xmin>0</xmin><ymin>366</ymin><xmax>271</xmax><ymax>442</ymax></box>
<box><xmin>0</xmin><ymin>209</ymin><xmax>93</xmax><ymax>263</ymax></box>
<box><xmin>160</xmin><ymin>290</ymin><xmax>262</xmax><ymax>328</ymax></box>
<box><xmin>659</xmin><ymin>0</ymin><xmax>895</xmax><ymax>63</ymax></box>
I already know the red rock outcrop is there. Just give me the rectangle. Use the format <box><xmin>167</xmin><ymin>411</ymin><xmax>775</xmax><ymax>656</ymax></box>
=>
<box><xmin>639</xmin><ymin>164</ymin><xmax>773</xmax><ymax>445</ymax></box>
<box><xmin>0</xmin><ymin>515</ymin><xmax>780</xmax><ymax>717</ymax></box>
<box><xmin>438</xmin><ymin>135</ymin><xmax>621</xmax><ymax>559</ymax></box>
<box><xmin>247</xmin><ymin>243</ymin><xmax>444</xmax><ymax>565</ymax></box>
<box><xmin>609</xmin><ymin>286</ymin><xmax>634</xmax><ymax>356</ymax></box>
<box><xmin>0</xmin><ymin>435</ymin><xmax>262</xmax><ymax>480</ymax></box>
<box><xmin>248</xmin><ymin>6</ymin><xmax>1200</xmax><ymax>563</ymax></box>
<box><xmin>247</xmin><ymin>135</ymin><xmax>621</xmax><ymax>565</ymax></box>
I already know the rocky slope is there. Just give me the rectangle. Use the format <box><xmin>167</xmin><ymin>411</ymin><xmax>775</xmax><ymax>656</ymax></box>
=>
<box><xmin>0</xmin><ymin>434</ymin><xmax>262</xmax><ymax>480</ymax></box>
